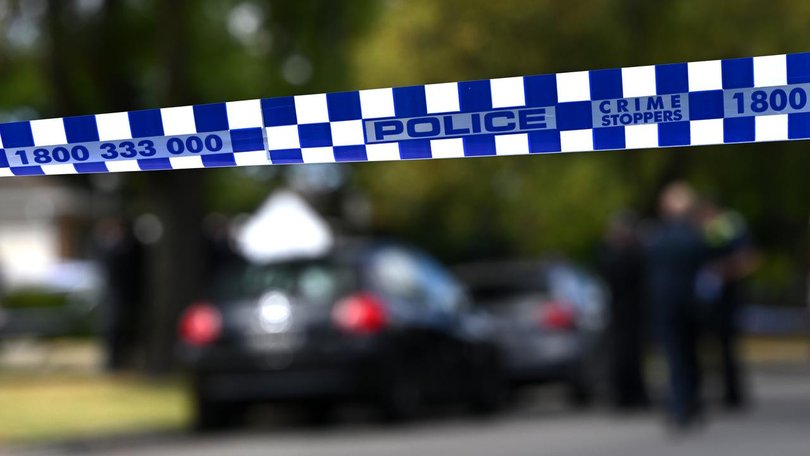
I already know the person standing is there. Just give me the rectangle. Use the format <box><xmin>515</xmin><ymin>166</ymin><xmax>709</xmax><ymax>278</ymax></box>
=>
<box><xmin>599</xmin><ymin>211</ymin><xmax>649</xmax><ymax>410</ymax></box>
<box><xmin>94</xmin><ymin>217</ymin><xmax>144</xmax><ymax>371</ymax></box>
<box><xmin>645</xmin><ymin>182</ymin><xmax>709</xmax><ymax>428</ymax></box>
<box><xmin>695</xmin><ymin>200</ymin><xmax>757</xmax><ymax>410</ymax></box>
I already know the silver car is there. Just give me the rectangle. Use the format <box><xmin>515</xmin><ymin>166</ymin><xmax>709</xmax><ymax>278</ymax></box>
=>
<box><xmin>455</xmin><ymin>259</ymin><xmax>608</xmax><ymax>405</ymax></box>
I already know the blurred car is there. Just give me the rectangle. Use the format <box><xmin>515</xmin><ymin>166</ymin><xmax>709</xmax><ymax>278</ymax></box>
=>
<box><xmin>0</xmin><ymin>261</ymin><xmax>103</xmax><ymax>340</ymax></box>
<box><xmin>454</xmin><ymin>260</ymin><xmax>608</xmax><ymax>404</ymax></box>
<box><xmin>177</xmin><ymin>241</ymin><xmax>505</xmax><ymax>429</ymax></box>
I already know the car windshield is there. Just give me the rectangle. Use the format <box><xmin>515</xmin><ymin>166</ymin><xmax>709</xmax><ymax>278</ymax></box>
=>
<box><xmin>215</xmin><ymin>261</ymin><xmax>356</xmax><ymax>305</ymax></box>
<box><xmin>468</xmin><ymin>281</ymin><xmax>550</xmax><ymax>303</ymax></box>
<box><xmin>461</xmin><ymin>264</ymin><xmax>551</xmax><ymax>305</ymax></box>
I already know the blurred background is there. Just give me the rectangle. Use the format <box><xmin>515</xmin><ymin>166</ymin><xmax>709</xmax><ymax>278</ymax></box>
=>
<box><xmin>0</xmin><ymin>0</ymin><xmax>809</xmax><ymax>454</ymax></box>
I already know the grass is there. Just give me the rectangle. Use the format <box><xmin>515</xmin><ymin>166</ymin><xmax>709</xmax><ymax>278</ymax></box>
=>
<box><xmin>742</xmin><ymin>335</ymin><xmax>810</xmax><ymax>364</ymax></box>
<box><xmin>0</xmin><ymin>372</ymin><xmax>189</xmax><ymax>444</ymax></box>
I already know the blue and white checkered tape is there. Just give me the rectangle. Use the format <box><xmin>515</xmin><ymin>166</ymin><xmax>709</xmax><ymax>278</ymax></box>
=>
<box><xmin>2</xmin><ymin>52</ymin><xmax>810</xmax><ymax>177</ymax></box>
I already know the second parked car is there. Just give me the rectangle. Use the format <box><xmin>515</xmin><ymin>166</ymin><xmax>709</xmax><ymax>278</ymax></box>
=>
<box><xmin>454</xmin><ymin>259</ymin><xmax>609</xmax><ymax>404</ymax></box>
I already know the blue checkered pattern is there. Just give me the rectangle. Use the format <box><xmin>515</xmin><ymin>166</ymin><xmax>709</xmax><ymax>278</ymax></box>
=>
<box><xmin>0</xmin><ymin>100</ymin><xmax>269</xmax><ymax>176</ymax></box>
<box><xmin>2</xmin><ymin>52</ymin><xmax>810</xmax><ymax>177</ymax></box>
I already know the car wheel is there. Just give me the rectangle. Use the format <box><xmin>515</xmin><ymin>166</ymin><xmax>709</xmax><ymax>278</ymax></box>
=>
<box><xmin>193</xmin><ymin>393</ymin><xmax>247</xmax><ymax>431</ymax></box>
<box><xmin>301</xmin><ymin>401</ymin><xmax>338</xmax><ymax>426</ymax></box>
<box><xmin>469</xmin><ymin>353</ymin><xmax>508</xmax><ymax>415</ymax></box>
<box><xmin>378</xmin><ymin>372</ymin><xmax>422</xmax><ymax>422</ymax></box>
<box><xmin>566</xmin><ymin>350</ymin><xmax>605</xmax><ymax>408</ymax></box>
<box><xmin>566</xmin><ymin>378</ymin><xmax>596</xmax><ymax>408</ymax></box>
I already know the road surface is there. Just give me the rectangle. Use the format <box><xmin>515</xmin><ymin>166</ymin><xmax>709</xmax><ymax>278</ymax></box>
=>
<box><xmin>9</xmin><ymin>364</ymin><xmax>810</xmax><ymax>456</ymax></box>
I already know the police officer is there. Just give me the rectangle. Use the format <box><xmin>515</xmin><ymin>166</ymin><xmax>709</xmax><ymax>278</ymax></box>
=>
<box><xmin>695</xmin><ymin>199</ymin><xmax>756</xmax><ymax>410</ymax></box>
<box><xmin>645</xmin><ymin>182</ymin><xmax>709</xmax><ymax>428</ymax></box>
<box><xmin>599</xmin><ymin>211</ymin><xmax>649</xmax><ymax>410</ymax></box>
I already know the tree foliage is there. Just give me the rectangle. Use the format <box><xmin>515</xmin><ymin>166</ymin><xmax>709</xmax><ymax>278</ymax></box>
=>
<box><xmin>349</xmin><ymin>0</ymin><xmax>810</xmax><ymax>301</ymax></box>
<box><xmin>0</xmin><ymin>0</ymin><xmax>807</xmax><ymax>338</ymax></box>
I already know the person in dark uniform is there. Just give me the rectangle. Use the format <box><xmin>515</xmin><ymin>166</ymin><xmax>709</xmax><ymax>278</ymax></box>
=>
<box><xmin>645</xmin><ymin>182</ymin><xmax>709</xmax><ymax>428</ymax></box>
<box><xmin>695</xmin><ymin>199</ymin><xmax>757</xmax><ymax>410</ymax></box>
<box><xmin>95</xmin><ymin>217</ymin><xmax>144</xmax><ymax>371</ymax></box>
<box><xmin>599</xmin><ymin>210</ymin><xmax>649</xmax><ymax>410</ymax></box>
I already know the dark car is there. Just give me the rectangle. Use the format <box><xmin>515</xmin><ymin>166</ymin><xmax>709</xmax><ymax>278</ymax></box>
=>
<box><xmin>177</xmin><ymin>241</ymin><xmax>505</xmax><ymax>429</ymax></box>
<box><xmin>454</xmin><ymin>260</ymin><xmax>608</xmax><ymax>404</ymax></box>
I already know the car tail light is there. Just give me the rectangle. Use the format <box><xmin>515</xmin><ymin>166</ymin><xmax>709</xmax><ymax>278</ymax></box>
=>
<box><xmin>179</xmin><ymin>301</ymin><xmax>222</xmax><ymax>346</ymax></box>
<box><xmin>332</xmin><ymin>292</ymin><xmax>387</xmax><ymax>334</ymax></box>
<box><xmin>538</xmin><ymin>300</ymin><xmax>576</xmax><ymax>330</ymax></box>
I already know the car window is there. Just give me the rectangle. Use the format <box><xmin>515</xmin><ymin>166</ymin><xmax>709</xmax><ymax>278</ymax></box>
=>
<box><xmin>468</xmin><ymin>283</ymin><xmax>547</xmax><ymax>303</ymax></box>
<box><xmin>548</xmin><ymin>266</ymin><xmax>583</xmax><ymax>306</ymax></box>
<box><xmin>216</xmin><ymin>261</ymin><xmax>355</xmax><ymax>305</ymax></box>
<box><xmin>464</xmin><ymin>266</ymin><xmax>551</xmax><ymax>305</ymax></box>
<box><xmin>416</xmin><ymin>254</ymin><xmax>463</xmax><ymax>314</ymax></box>
<box><xmin>367</xmin><ymin>248</ymin><xmax>425</xmax><ymax>302</ymax></box>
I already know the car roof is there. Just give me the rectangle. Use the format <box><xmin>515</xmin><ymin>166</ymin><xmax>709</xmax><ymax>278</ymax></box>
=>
<box><xmin>240</xmin><ymin>237</ymin><xmax>419</xmax><ymax>268</ymax></box>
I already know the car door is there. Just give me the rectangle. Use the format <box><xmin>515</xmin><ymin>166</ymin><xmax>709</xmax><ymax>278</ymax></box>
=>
<box><xmin>411</xmin><ymin>252</ymin><xmax>474</xmax><ymax>400</ymax></box>
<box><xmin>363</xmin><ymin>246</ymin><xmax>440</xmax><ymax>383</ymax></box>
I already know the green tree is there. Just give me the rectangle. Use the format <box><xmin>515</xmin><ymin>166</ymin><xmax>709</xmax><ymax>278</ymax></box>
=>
<box><xmin>350</xmin><ymin>0</ymin><xmax>810</xmax><ymax>303</ymax></box>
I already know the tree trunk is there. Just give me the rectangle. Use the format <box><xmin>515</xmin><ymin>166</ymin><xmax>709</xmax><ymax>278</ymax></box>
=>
<box><xmin>143</xmin><ymin>171</ymin><xmax>204</xmax><ymax>374</ymax></box>
<box><xmin>143</xmin><ymin>0</ymin><xmax>205</xmax><ymax>375</ymax></box>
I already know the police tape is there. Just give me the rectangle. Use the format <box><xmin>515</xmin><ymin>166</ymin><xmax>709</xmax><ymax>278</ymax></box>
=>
<box><xmin>2</xmin><ymin>52</ymin><xmax>810</xmax><ymax>177</ymax></box>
